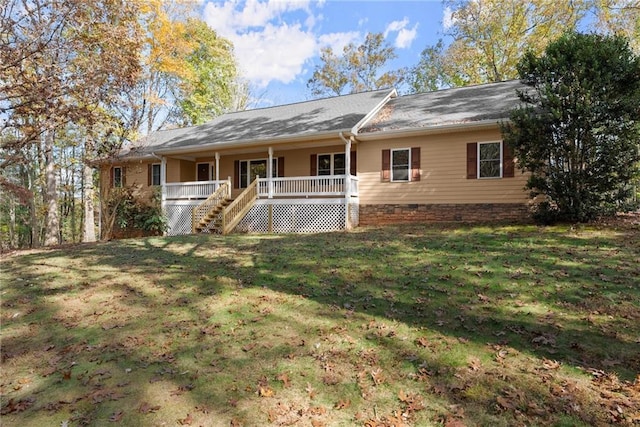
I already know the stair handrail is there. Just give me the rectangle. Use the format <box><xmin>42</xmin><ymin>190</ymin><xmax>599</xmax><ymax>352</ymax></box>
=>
<box><xmin>221</xmin><ymin>176</ymin><xmax>259</xmax><ymax>234</ymax></box>
<box><xmin>192</xmin><ymin>179</ymin><xmax>231</xmax><ymax>233</ymax></box>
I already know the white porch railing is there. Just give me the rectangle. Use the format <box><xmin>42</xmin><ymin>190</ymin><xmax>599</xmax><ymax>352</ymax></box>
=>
<box><xmin>257</xmin><ymin>175</ymin><xmax>359</xmax><ymax>198</ymax></box>
<box><xmin>165</xmin><ymin>180</ymin><xmax>224</xmax><ymax>200</ymax></box>
<box><xmin>164</xmin><ymin>176</ymin><xmax>359</xmax><ymax>201</ymax></box>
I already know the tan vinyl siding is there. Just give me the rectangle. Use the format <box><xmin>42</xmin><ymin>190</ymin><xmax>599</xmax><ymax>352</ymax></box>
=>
<box><xmin>120</xmin><ymin>162</ymin><xmax>147</xmax><ymax>187</ymax></box>
<box><xmin>358</xmin><ymin>128</ymin><xmax>529</xmax><ymax>205</ymax></box>
<box><xmin>215</xmin><ymin>144</ymin><xmax>347</xmax><ymax>182</ymax></box>
<box><xmin>179</xmin><ymin>159</ymin><xmax>196</xmax><ymax>182</ymax></box>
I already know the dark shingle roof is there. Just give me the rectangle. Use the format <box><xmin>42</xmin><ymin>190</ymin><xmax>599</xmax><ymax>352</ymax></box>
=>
<box><xmin>360</xmin><ymin>80</ymin><xmax>526</xmax><ymax>134</ymax></box>
<box><xmin>128</xmin><ymin>89</ymin><xmax>395</xmax><ymax>156</ymax></box>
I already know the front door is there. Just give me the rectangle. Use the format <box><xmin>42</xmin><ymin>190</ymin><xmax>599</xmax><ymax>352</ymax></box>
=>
<box><xmin>197</xmin><ymin>163</ymin><xmax>209</xmax><ymax>181</ymax></box>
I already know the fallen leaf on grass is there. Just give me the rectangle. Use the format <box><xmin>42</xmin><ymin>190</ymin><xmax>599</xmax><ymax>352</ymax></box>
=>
<box><xmin>308</xmin><ymin>406</ymin><xmax>326</xmax><ymax>415</ymax></box>
<box><xmin>306</xmin><ymin>383</ymin><xmax>316</xmax><ymax>399</ymax></box>
<box><xmin>178</xmin><ymin>413</ymin><xmax>193</xmax><ymax>425</ymax></box>
<box><xmin>467</xmin><ymin>356</ymin><xmax>482</xmax><ymax>371</ymax></box>
<box><xmin>0</xmin><ymin>397</ymin><xmax>35</xmax><ymax>415</ymax></box>
<box><xmin>276</xmin><ymin>372</ymin><xmax>291</xmax><ymax>388</ymax></box>
<box><xmin>138</xmin><ymin>402</ymin><xmax>160</xmax><ymax>414</ymax></box>
<box><xmin>496</xmin><ymin>396</ymin><xmax>514</xmax><ymax>410</ymax></box>
<box><xmin>242</xmin><ymin>343</ymin><xmax>257</xmax><ymax>352</ymax></box>
<box><xmin>477</xmin><ymin>293</ymin><xmax>490</xmax><ymax>302</ymax></box>
<box><xmin>230</xmin><ymin>418</ymin><xmax>243</xmax><ymax>427</ymax></box>
<box><xmin>108</xmin><ymin>411</ymin><xmax>123</xmax><ymax>422</ymax></box>
<box><xmin>171</xmin><ymin>384</ymin><xmax>195</xmax><ymax>396</ymax></box>
<box><xmin>371</xmin><ymin>368</ymin><xmax>384</xmax><ymax>385</ymax></box>
<box><xmin>334</xmin><ymin>399</ymin><xmax>350</xmax><ymax>409</ymax></box>
<box><xmin>542</xmin><ymin>359</ymin><xmax>560</xmax><ymax>370</ymax></box>
<box><xmin>258</xmin><ymin>386</ymin><xmax>274</xmax><ymax>397</ymax></box>
<box><xmin>415</xmin><ymin>337</ymin><xmax>429</xmax><ymax>347</ymax></box>
<box><xmin>532</xmin><ymin>334</ymin><xmax>556</xmax><ymax>346</ymax></box>
<box><xmin>311</xmin><ymin>420</ymin><xmax>326</xmax><ymax>427</ymax></box>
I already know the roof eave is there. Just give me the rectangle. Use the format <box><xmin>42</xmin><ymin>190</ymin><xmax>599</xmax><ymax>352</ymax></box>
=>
<box><xmin>356</xmin><ymin>118</ymin><xmax>509</xmax><ymax>141</ymax></box>
<box><xmin>148</xmin><ymin>128</ymin><xmax>354</xmax><ymax>157</ymax></box>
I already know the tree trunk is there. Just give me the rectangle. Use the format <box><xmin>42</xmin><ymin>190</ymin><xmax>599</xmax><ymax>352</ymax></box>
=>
<box><xmin>70</xmin><ymin>143</ymin><xmax>77</xmax><ymax>242</ymax></box>
<box><xmin>8</xmin><ymin>196</ymin><xmax>16</xmax><ymax>248</ymax></box>
<box><xmin>83</xmin><ymin>161</ymin><xmax>96</xmax><ymax>242</ymax></box>
<box><xmin>22</xmin><ymin>162</ymin><xmax>40</xmax><ymax>248</ymax></box>
<box><xmin>43</xmin><ymin>129</ymin><xmax>60</xmax><ymax>246</ymax></box>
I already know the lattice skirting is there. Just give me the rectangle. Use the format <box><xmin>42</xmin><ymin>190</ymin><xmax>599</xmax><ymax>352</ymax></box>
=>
<box><xmin>165</xmin><ymin>199</ymin><xmax>359</xmax><ymax>236</ymax></box>
<box><xmin>165</xmin><ymin>201</ymin><xmax>200</xmax><ymax>236</ymax></box>
<box><xmin>235</xmin><ymin>199</ymin><xmax>358</xmax><ymax>234</ymax></box>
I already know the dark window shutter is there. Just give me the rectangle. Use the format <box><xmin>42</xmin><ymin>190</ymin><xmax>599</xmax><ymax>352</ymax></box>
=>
<box><xmin>278</xmin><ymin>157</ymin><xmax>284</xmax><ymax>177</ymax></box>
<box><xmin>350</xmin><ymin>151</ymin><xmax>357</xmax><ymax>176</ymax></box>
<box><xmin>147</xmin><ymin>164</ymin><xmax>152</xmax><ymax>186</ymax></box>
<box><xmin>310</xmin><ymin>154</ymin><xmax>317</xmax><ymax>176</ymax></box>
<box><xmin>467</xmin><ymin>143</ymin><xmax>477</xmax><ymax>179</ymax></box>
<box><xmin>503</xmin><ymin>142</ymin><xmax>514</xmax><ymax>178</ymax></box>
<box><xmin>233</xmin><ymin>160</ymin><xmax>239</xmax><ymax>189</ymax></box>
<box><xmin>411</xmin><ymin>147</ymin><xmax>420</xmax><ymax>181</ymax></box>
<box><xmin>381</xmin><ymin>149</ymin><xmax>390</xmax><ymax>182</ymax></box>
<box><xmin>110</xmin><ymin>167</ymin><xmax>114</xmax><ymax>188</ymax></box>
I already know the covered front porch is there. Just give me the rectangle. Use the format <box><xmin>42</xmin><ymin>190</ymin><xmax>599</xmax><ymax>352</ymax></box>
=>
<box><xmin>150</xmin><ymin>133</ymin><xmax>360</xmax><ymax>236</ymax></box>
<box><xmin>162</xmin><ymin>174</ymin><xmax>359</xmax><ymax>235</ymax></box>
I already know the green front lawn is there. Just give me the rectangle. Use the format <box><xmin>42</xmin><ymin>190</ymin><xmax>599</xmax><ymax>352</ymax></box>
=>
<box><xmin>1</xmin><ymin>223</ymin><xmax>639</xmax><ymax>426</ymax></box>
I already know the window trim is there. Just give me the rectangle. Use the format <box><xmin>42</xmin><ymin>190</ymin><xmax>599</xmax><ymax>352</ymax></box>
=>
<box><xmin>477</xmin><ymin>141</ymin><xmax>503</xmax><ymax>179</ymax></box>
<box><xmin>390</xmin><ymin>148</ymin><xmax>411</xmax><ymax>182</ymax></box>
<box><xmin>113</xmin><ymin>166</ymin><xmax>123</xmax><ymax>188</ymax></box>
<box><xmin>238</xmin><ymin>158</ymin><xmax>278</xmax><ymax>188</ymax></box>
<box><xmin>316</xmin><ymin>152</ymin><xmax>346</xmax><ymax>176</ymax></box>
<box><xmin>150</xmin><ymin>163</ymin><xmax>161</xmax><ymax>186</ymax></box>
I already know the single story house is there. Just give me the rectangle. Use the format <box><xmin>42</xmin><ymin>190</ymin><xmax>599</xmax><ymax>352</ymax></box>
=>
<box><xmin>100</xmin><ymin>80</ymin><xmax>530</xmax><ymax>236</ymax></box>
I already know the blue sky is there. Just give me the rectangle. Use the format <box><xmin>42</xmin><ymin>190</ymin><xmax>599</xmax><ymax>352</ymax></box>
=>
<box><xmin>200</xmin><ymin>0</ymin><xmax>449</xmax><ymax>107</ymax></box>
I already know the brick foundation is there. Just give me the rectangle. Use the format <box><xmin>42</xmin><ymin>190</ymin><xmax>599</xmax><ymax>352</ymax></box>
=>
<box><xmin>359</xmin><ymin>203</ymin><xmax>531</xmax><ymax>225</ymax></box>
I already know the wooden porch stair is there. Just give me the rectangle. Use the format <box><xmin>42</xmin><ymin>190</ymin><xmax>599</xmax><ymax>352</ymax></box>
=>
<box><xmin>193</xmin><ymin>197</ymin><xmax>233</xmax><ymax>233</ymax></box>
<box><xmin>192</xmin><ymin>177</ymin><xmax>259</xmax><ymax>235</ymax></box>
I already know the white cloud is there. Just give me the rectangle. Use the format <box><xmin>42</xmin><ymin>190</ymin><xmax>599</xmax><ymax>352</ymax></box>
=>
<box><xmin>442</xmin><ymin>6</ymin><xmax>456</xmax><ymax>30</ymax></box>
<box><xmin>203</xmin><ymin>0</ymin><xmax>320</xmax><ymax>88</ymax></box>
<box><xmin>384</xmin><ymin>17</ymin><xmax>418</xmax><ymax>49</ymax></box>
<box><xmin>233</xmin><ymin>23</ymin><xmax>317</xmax><ymax>87</ymax></box>
<box><xmin>395</xmin><ymin>24</ymin><xmax>418</xmax><ymax>49</ymax></box>
<box><xmin>384</xmin><ymin>18</ymin><xmax>409</xmax><ymax>37</ymax></box>
<box><xmin>318</xmin><ymin>31</ymin><xmax>361</xmax><ymax>53</ymax></box>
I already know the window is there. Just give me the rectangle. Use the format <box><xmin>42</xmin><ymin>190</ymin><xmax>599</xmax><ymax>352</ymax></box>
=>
<box><xmin>151</xmin><ymin>164</ymin><xmax>161</xmax><ymax>186</ymax></box>
<box><xmin>391</xmin><ymin>149</ymin><xmax>410</xmax><ymax>182</ymax></box>
<box><xmin>381</xmin><ymin>148</ymin><xmax>420</xmax><ymax>182</ymax></box>
<box><xmin>238</xmin><ymin>158</ymin><xmax>277</xmax><ymax>188</ymax></box>
<box><xmin>113</xmin><ymin>166</ymin><xmax>123</xmax><ymax>188</ymax></box>
<box><xmin>467</xmin><ymin>141</ymin><xmax>514</xmax><ymax>180</ymax></box>
<box><xmin>317</xmin><ymin>153</ymin><xmax>346</xmax><ymax>176</ymax></box>
<box><xmin>478</xmin><ymin>142</ymin><xmax>502</xmax><ymax>178</ymax></box>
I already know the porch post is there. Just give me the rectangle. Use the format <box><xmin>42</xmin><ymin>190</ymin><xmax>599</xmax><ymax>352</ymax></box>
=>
<box><xmin>267</xmin><ymin>146</ymin><xmax>273</xmax><ymax>199</ymax></box>
<box><xmin>160</xmin><ymin>156</ymin><xmax>167</xmax><ymax>234</ymax></box>
<box><xmin>344</xmin><ymin>137</ymin><xmax>352</xmax><ymax>229</ymax></box>
<box><xmin>215</xmin><ymin>152</ymin><xmax>220</xmax><ymax>187</ymax></box>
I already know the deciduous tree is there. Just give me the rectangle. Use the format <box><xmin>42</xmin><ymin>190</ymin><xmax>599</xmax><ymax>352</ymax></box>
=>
<box><xmin>410</xmin><ymin>0</ymin><xmax>588</xmax><ymax>91</ymax></box>
<box><xmin>0</xmin><ymin>0</ymin><xmax>142</xmax><ymax>246</ymax></box>
<box><xmin>121</xmin><ymin>0</ymin><xmax>239</xmax><ymax>135</ymax></box>
<box><xmin>307</xmin><ymin>32</ymin><xmax>404</xmax><ymax>97</ymax></box>
<box><xmin>502</xmin><ymin>32</ymin><xmax>640</xmax><ymax>223</ymax></box>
